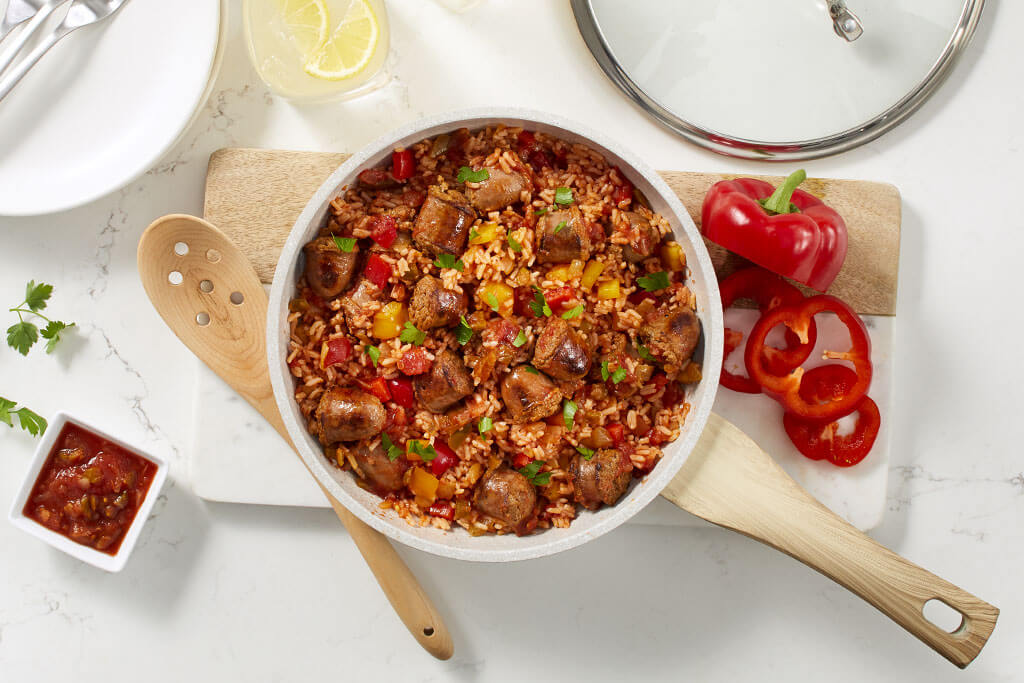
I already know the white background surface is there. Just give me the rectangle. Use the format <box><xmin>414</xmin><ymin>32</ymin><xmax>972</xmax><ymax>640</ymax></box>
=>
<box><xmin>0</xmin><ymin>1</ymin><xmax>1021</xmax><ymax>681</ymax></box>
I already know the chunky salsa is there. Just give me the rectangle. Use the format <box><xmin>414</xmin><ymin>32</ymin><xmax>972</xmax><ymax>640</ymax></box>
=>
<box><xmin>23</xmin><ymin>422</ymin><xmax>158</xmax><ymax>554</ymax></box>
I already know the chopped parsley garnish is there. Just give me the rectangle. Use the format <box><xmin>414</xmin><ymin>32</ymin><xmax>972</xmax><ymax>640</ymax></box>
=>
<box><xmin>611</xmin><ymin>367</ymin><xmax>628</xmax><ymax>384</ymax></box>
<box><xmin>469</xmin><ymin>228</ymin><xmax>480</xmax><ymax>242</ymax></box>
<box><xmin>507</xmin><ymin>235</ymin><xmax>523</xmax><ymax>252</ymax></box>
<box><xmin>637</xmin><ymin>271</ymin><xmax>671</xmax><ymax>292</ymax></box>
<box><xmin>529</xmin><ymin>286</ymin><xmax>552</xmax><ymax>317</ymax></box>
<box><xmin>0</xmin><ymin>396</ymin><xmax>46</xmax><ymax>437</ymax></box>
<box><xmin>456</xmin><ymin>316</ymin><xmax>474</xmax><ymax>345</ymax></box>
<box><xmin>365</xmin><ymin>344</ymin><xmax>380</xmax><ymax>367</ymax></box>
<box><xmin>534</xmin><ymin>208</ymin><xmax>549</xmax><ymax>216</ymax></box>
<box><xmin>6</xmin><ymin>280</ymin><xmax>74</xmax><ymax>356</ymax></box>
<box><xmin>512</xmin><ymin>330</ymin><xmax>527</xmax><ymax>347</ymax></box>
<box><xmin>433</xmin><ymin>253</ymin><xmax>465</xmax><ymax>271</ymax></box>
<box><xmin>562</xmin><ymin>399</ymin><xmax>577</xmax><ymax>430</ymax></box>
<box><xmin>457</xmin><ymin>166</ymin><xmax>489</xmax><ymax>183</ymax></box>
<box><xmin>332</xmin><ymin>233</ymin><xmax>356</xmax><ymax>253</ymax></box>
<box><xmin>575</xmin><ymin>444</ymin><xmax>595</xmax><ymax>460</ymax></box>
<box><xmin>485</xmin><ymin>292</ymin><xmax>500</xmax><ymax>313</ymax></box>
<box><xmin>553</xmin><ymin>220</ymin><xmax>567</xmax><ymax>234</ymax></box>
<box><xmin>554</xmin><ymin>187</ymin><xmax>574</xmax><ymax>205</ymax></box>
<box><xmin>561</xmin><ymin>304</ymin><xmax>584</xmax><ymax>320</ymax></box>
<box><xmin>637</xmin><ymin>343</ymin><xmax>655</xmax><ymax>361</ymax></box>
<box><xmin>600</xmin><ymin>360</ymin><xmax>610</xmax><ymax>381</ymax></box>
<box><xmin>600</xmin><ymin>360</ymin><xmax>628</xmax><ymax>384</ymax></box>
<box><xmin>518</xmin><ymin>459</ymin><xmax>552</xmax><ymax>486</ymax></box>
<box><xmin>382</xmin><ymin>433</ymin><xmax>403</xmax><ymax>462</ymax></box>
<box><xmin>408</xmin><ymin>439</ymin><xmax>438</xmax><ymax>462</ymax></box>
<box><xmin>523</xmin><ymin>366</ymin><xmax>540</xmax><ymax>375</ymax></box>
<box><xmin>478</xmin><ymin>416</ymin><xmax>493</xmax><ymax>435</ymax></box>
<box><xmin>399</xmin><ymin>321</ymin><xmax>426</xmax><ymax>346</ymax></box>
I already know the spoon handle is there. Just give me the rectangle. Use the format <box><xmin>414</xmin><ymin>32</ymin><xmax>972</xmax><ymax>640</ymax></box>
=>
<box><xmin>661</xmin><ymin>413</ymin><xmax>998</xmax><ymax>668</ymax></box>
<box><xmin>0</xmin><ymin>0</ymin><xmax>67</xmax><ymax>77</ymax></box>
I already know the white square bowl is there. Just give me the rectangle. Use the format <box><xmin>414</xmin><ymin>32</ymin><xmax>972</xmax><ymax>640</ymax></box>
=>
<box><xmin>8</xmin><ymin>412</ymin><xmax>168</xmax><ymax>572</ymax></box>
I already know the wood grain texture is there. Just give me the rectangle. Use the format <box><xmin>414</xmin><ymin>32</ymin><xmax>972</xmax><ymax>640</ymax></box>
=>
<box><xmin>137</xmin><ymin>215</ymin><xmax>453</xmax><ymax>661</ymax></box>
<box><xmin>204</xmin><ymin>148</ymin><xmax>901</xmax><ymax>315</ymax></box>
<box><xmin>661</xmin><ymin>413</ymin><xmax>998</xmax><ymax>669</ymax></box>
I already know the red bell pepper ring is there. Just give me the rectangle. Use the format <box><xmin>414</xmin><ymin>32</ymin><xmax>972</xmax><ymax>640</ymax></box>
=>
<box><xmin>744</xmin><ymin>294</ymin><xmax>872</xmax><ymax>421</ymax></box>
<box><xmin>391</xmin><ymin>148</ymin><xmax>414</xmax><ymax>181</ymax></box>
<box><xmin>718</xmin><ymin>267</ymin><xmax>817</xmax><ymax>394</ymax></box>
<box><xmin>701</xmin><ymin>170</ymin><xmax>848</xmax><ymax>291</ymax></box>
<box><xmin>783</xmin><ymin>364</ymin><xmax>880</xmax><ymax>467</ymax></box>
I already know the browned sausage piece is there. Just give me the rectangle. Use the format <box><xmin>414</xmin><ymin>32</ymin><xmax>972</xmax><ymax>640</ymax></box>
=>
<box><xmin>408</xmin><ymin>275</ymin><xmax>467</xmax><ymax>330</ymax></box>
<box><xmin>316</xmin><ymin>387</ymin><xmax>385</xmax><ymax>443</ymax></box>
<box><xmin>536</xmin><ymin>206</ymin><xmax>591</xmax><ymax>264</ymax></box>
<box><xmin>569</xmin><ymin>448</ymin><xmax>633</xmax><ymax>510</ymax></box>
<box><xmin>500</xmin><ymin>366</ymin><xmax>562</xmax><ymax>423</ymax></box>
<box><xmin>532</xmin><ymin>317</ymin><xmax>591</xmax><ymax>381</ymax></box>
<box><xmin>639</xmin><ymin>304</ymin><xmax>701</xmax><ymax>368</ymax></box>
<box><xmin>473</xmin><ymin>468</ymin><xmax>537</xmax><ymax>527</ymax></box>
<box><xmin>303</xmin><ymin>236</ymin><xmax>359</xmax><ymax>298</ymax></box>
<box><xmin>413</xmin><ymin>349</ymin><xmax>473</xmax><ymax>413</ymax></box>
<box><xmin>348</xmin><ymin>444</ymin><xmax>409</xmax><ymax>495</ymax></box>
<box><xmin>466</xmin><ymin>168</ymin><xmax>531</xmax><ymax>212</ymax></box>
<box><xmin>620</xmin><ymin>211</ymin><xmax>661</xmax><ymax>264</ymax></box>
<box><xmin>339</xmin><ymin>278</ymin><xmax>386</xmax><ymax>329</ymax></box>
<box><xmin>412</xmin><ymin>186</ymin><xmax>476</xmax><ymax>256</ymax></box>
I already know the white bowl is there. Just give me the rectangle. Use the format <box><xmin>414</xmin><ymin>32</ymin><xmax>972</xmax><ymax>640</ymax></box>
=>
<box><xmin>8</xmin><ymin>412</ymin><xmax>168</xmax><ymax>572</ymax></box>
<box><xmin>267</xmin><ymin>108</ymin><xmax>723</xmax><ymax>562</ymax></box>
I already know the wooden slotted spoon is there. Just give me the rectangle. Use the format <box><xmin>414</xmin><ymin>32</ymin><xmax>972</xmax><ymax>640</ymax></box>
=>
<box><xmin>137</xmin><ymin>214</ymin><xmax>452</xmax><ymax>660</ymax></box>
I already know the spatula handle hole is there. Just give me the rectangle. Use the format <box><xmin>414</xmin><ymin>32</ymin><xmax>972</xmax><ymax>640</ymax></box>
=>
<box><xmin>230</xmin><ymin>291</ymin><xmax>245</xmax><ymax>305</ymax></box>
<box><xmin>923</xmin><ymin>598</ymin><xmax>966</xmax><ymax>634</ymax></box>
<box><xmin>199</xmin><ymin>279</ymin><xmax>214</xmax><ymax>293</ymax></box>
<box><xmin>206</xmin><ymin>249</ymin><xmax>221</xmax><ymax>263</ymax></box>
<box><xmin>196</xmin><ymin>312</ymin><xmax>211</xmax><ymax>326</ymax></box>
<box><xmin>174</xmin><ymin>242</ymin><xmax>189</xmax><ymax>256</ymax></box>
<box><xmin>168</xmin><ymin>271</ymin><xmax>183</xmax><ymax>286</ymax></box>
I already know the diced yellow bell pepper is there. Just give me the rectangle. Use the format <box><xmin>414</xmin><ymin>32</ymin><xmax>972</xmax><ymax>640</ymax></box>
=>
<box><xmin>409</xmin><ymin>467</ymin><xmax>439</xmax><ymax>504</ymax></box>
<box><xmin>477</xmin><ymin>281</ymin><xmax>514</xmax><ymax>317</ymax></box>
<box><xmin>661</xmin><ymin>241</ymin><xmax>686</xmax><ymax>272</ymax></box>
<box><xmin>678</xmin><ymin>362</ymin><xmax>703</xmax><ymax>385</ymax></box>
<box><xmin>470</xmin><ymin>221</ymin><xmax>499</xmax><ymax>245</ymax></box>
<box><xmin>596</xmin><ymin>279</ymin><xmax>621</xmax><ymax>299</ymax></box>
<box><xmin>372</xmin><ymin>301</ymin><xmax>407</xmax><ymax>339</ymax></box>
<box><xmin>547</xmin><ymin>264</ymin><xmax>572</xmax><ymax>282</ymax></box>
<box><xmin>581</xmin><ymin>260</ymin><xmax>606</xmax><ymax>289</ymax></box>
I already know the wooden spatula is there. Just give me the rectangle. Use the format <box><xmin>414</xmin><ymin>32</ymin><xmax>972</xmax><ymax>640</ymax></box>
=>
<box><xmin>137</xmin><ymin>214</ymin><xmax>453</xmax><ymax>661</ymax></box>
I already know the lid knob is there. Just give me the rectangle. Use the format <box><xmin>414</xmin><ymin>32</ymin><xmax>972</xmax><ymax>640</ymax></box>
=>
<box><xmin>828</xmin><ymin>0</ymin><xmax>863</xmax><ymax>42</ymax></box>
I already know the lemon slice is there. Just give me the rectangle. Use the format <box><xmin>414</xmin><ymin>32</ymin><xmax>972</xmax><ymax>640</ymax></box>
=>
<box><xmin>303</xmin><ymin>0</ymin><xmax>380</xmax><ymax>81</ymax></box>
<box><xmin>278</xmin><ymin>0</ymin><xmax>331</xmax><ymax>57</ymax></box>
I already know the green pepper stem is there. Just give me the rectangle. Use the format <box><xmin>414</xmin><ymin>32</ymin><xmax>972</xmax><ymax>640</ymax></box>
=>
<box><xmin>761</xmin><ymin>169</ymin><xmax>807</xmax><ymax>215</ymax></box>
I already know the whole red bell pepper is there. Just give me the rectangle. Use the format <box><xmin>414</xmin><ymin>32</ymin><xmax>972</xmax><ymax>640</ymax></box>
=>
<box><xmin>701</xmin><ymin>170</ymin><xmax>848</xmax><ymax>291</ymax></box>
<box><xmin>744</xmin><ymin>295</ymin><xmax>872</xmax><ymax>421</ymax></box>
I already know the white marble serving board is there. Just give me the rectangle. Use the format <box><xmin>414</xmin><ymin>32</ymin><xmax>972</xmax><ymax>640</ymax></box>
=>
<box><xmin>190</xmin><ymin>311</ymin><xmax>893</xmax><ymax>531</ymax></box>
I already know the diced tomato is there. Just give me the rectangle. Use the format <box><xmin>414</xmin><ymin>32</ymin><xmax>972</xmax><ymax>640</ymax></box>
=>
<box><xmin>628</xmin><ymin>290</ymin><xmax>657</xmax><ymax>306</ymax></box>
<box><xmin>517</xmin><ymin>130</ymin><xmax>552</xmax><ymax>169</ymax></box>
<box><xmin>397</xmin><ymin>348</ymin><xmax>432</xmax><ymax>376</ymax></box>
<box><xmin>606</xmin><ymin>423</ymin><xmax>626</xmax><ymax>446</ymax></box>
<box><xmin>364</xmin><ymin>253</ymin><xmax>391</xmax><ymax>290</ymax></box>
<box><xmin>369</xmin><ymin>215</ymin><xmax>398</xmax><ymax>249</ymax></box>
<box><xmin>662</xmin><ymin>381</ymin><xmax>683</xmax><ymax>408</ymax></box>
<box><xmin>513</xmin><ymin>286</ymin><xmax>537</xmax><ymax>317</ymax></box>
<box><xmin>545</xmin><ymin>286</ymin><xmax>575</xmax><ymax>315</ymax></box>
<box><xmin>430</xmin><ymin>441</ymin><xmax>458</xmax><ymax>477</ymax></box>
<box><xmin>611</xmin><ymin>167</ymin><xmax>633</xmax><ymax>205</ymax></box>
<box><xmin>358</xmin><ymin>377</ymin><xmax>391</xmax><ymax>403</ymax></box>
<box><xmin>320</xmin><ymin>337</ymin><xmax>353</xmax><ymax>369</ymax></box>
<box><xmin>303</xmin><ymin>289</ymin><xmax>326</xmax><ymax>310</ymax></box>
<box><xmin>386</xmin><ymin>377</ymin><xmax>415</xmax><ymax>411</ymax></box>
<box><xmin>427</xmin><ymin>501</ymin><xmax>455</xmax><ymax>520</ymax></box>
<box><xmin>384</xmin><ymin>406</ymin><xmax>407</xmax><ymax>430</ymax></box>
<box><xmin>391</xmin><ymin>149</ymin><xmax>414</xmax><ymax>181</ymax></box>
<box><xmin>645</xmin><ymin>428</ymin><xmax>668</xmax><ymax>447</ymax></box>
<box><xmin>648</xmin><ymin>373</ymin><xmax>668</xmax><ymax>390</ymax></box>
<box><xmin>512</xmin><ymin>453</ymin><xmax>531</xmax><ymax>469</ymax></box>
<box><xmin>399</xmin><ymin>189</ymin><xmax>426</xmax><ymax>208</ymax></box>
<box><xmin>488</xmin><ymin>319</ymin><xmax>520</xmax><ymax>346</ymax></box>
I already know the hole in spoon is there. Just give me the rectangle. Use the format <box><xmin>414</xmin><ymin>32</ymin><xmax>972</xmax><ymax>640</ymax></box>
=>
<box><xmin>174</xmin><ymin>242</ymin><xmax>189</xmax><ymax>256</ymax></box>
<box><xmin>923</xmin><ymin>598</ymin><xmax>965</xmax><ymax>634</ymax></box>
<box><xmin>422</xmin><ymin>627</ymin><xmax>434</xmax><ymax>637</ymax></box>
<box><xmin>168</xmin><ymin>271</ymin><xmax>183</xmax><ymax>285</ymax></box>
<box><xmin>230</xmin><ymin>291</ymin><xmax>244</xmax><ymax>305</ymax></box>
<box><xmin>206</xmin><ymin>249</ymin><xmax>221</xmax><ymax>263</ymax></box>
<box><xmin>199</xmin><ymin>279</ymin><xmax>214</xmax><ymax>293</ymax></box>
<box><xmin>196</xmin><ymin>312</ymin><xmax>210</xmax><ymax>326</ymax></box>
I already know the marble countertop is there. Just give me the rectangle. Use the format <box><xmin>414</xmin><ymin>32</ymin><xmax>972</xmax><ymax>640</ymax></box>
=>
<box><xmin>1</xmin><ymin>1</ymin><xmax>1021</xmax><ymax>680</ymax></box>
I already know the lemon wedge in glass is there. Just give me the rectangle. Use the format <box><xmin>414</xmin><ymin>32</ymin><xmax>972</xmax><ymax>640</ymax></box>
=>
<box><xmin>303</xmin><ymin>0</ymin><xmax>380</xmax><ymax>81</ymax></box>
<box><xmin>277</xmin><ymin>0</ymin><xmax>330</xmax><ymax>57</ymax></box>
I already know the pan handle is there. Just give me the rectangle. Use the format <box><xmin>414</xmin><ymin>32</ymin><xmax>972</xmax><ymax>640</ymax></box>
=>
<box><xmin>660</xmin><ymin>413</ymin><xmax>998</xmax><ymax>668</ymax></box>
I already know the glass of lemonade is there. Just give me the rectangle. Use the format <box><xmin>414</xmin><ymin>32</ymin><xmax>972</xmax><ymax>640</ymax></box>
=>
<box><xmin>244</xmin><ymin>0</ymin><xmax>390</xmax><ymax>102</ymax></box>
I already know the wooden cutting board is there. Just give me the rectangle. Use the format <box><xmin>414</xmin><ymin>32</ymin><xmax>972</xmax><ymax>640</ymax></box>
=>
<box><xmin>204</xmin><ymin>148</ymin><xmax>900</xmax><ymax>316</ymax></box>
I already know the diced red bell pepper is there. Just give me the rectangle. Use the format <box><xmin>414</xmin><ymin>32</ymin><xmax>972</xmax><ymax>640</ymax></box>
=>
<box><xmin>512</xmin><ymin>453</ymin><xmax>531</xmax><ymax>469</ymax></box>
<box><xmin>701</xmin><ymin>170</ymin><xmax>848</xmax><ymax>291</ymax></box>
<box><xmin>358</xmin><ymin>377</ymin><xmax>392</xmax><ymax>403</ymax></box>
<box><xmin>513</xmin><ymin>286</ymin><xmax>539</xmax><ymax>318</ymax></box>
<box><xmin>397</xmin><ymin>348</ymin><xmax>432</xmax><ymax>376</ymax></box>
<box><xmin>544</xmin><ymin>286</ymin><xmax>575</xmax><ymax>315</ymax></box>
<box><xmin>427</xmin><ymin>501</ymin><xmax>455</xmax><ymax>520</ymax></box>
<box><xmin>430</xmin><ymin>441</ymin><xmax>458</xmax><ymax>477</ymax></box>
<box><xmin>606</xmin><ymin>423</ymin><xmax>626</xmax><ymax>446</ymax></box>
<box><xmin>611</xmin><ymin>167</ymin><xmax>633</xmax><ymax>206</ymax></box>
<box><xmin>718</xmin><ymin>267</ymin><xmax>817</xmax><ymax>394</ymax></box>
<box><xmin>745</xmin><ymin>295</ymin><xmax>872</xmax><ymax>421</ymax></box>
<box><xmin>516</xmin><ymin>130</ymin><xmax>551</xmax><ymax>170</ymax></box>
<box><xmin>386</xmin><ymin>377</ymin><xmax>415</xmax><ymax>411</ymax></box>
<box><xmin>391</xmin><ymin>148</ymin><xmax>414</xmax><ymax>181</ymax></box>
<box><xmin>320</xmin><ymin>337</ymin><xmax>353</xmax><ymax>369</ymax></box>
<box><xmin>369</xmin><ymin>215</ymin><xmax>398</xmax><ymax>249</ymax></box>
<box><xmin>783</xmin><ymin>365</ymin><xmax>880</xmax><ymax>467</ymax></box>
<box><xmin>363</xmin><ymin>253</ymin><xmax>391</xmax><ymax>291</ymax></box>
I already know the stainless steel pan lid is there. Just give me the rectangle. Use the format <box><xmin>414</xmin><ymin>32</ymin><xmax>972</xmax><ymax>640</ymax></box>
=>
<box><xmin>572</xmin><ymin>0</ymin><xmax>984</xmax><ymax>160</ymax></box>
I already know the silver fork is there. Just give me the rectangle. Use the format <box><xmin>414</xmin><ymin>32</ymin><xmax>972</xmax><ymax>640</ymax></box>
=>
<box><xmin>1</xmin><ymin>0</ymin><xmax>49</xmax><ymax>40</ymax></box>
<box><xmin>0</xmin><ymin>0</ymin><xmax>129</xmax><ymax>102</ymax></box>
<box><xmin>0</xmin><ymin>0</ymin><xmax>71</xmax><ymax>68</ymax></box>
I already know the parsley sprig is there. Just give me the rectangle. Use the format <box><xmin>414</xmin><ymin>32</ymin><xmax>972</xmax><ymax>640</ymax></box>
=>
<box><xmin>518</xmin><ymin>460</ymin><xmax>552</xmax><ymax>486</ymax></box>
<box><xmin>637</xmin><ymin>271</ymin><xmax>670</xmax><ymax>292</ymax></box>
<box><xmin>478</xmin><ymin>416</ymin><xmax>493</xmax><ymax>435</ymax></box>
<box><xmin>554</xmin><ymin>187</ymin><xmax>574</xmax><ymax>205</ymax></box>
<box><xmin>0</xmin><ymin>396</ymin><xmax>46</xmax><ymax>437</ymax></box>
<box><xmin>382</xmin><ymin>433</ymin><xmax>404</xmax><ymax>462</ymax></box>
<box><xmin>332</xmin><ymin>234</ymin><xmax>356</xmax><ymax>253</ymax></box>
<box><xmin>512</xmin><ymin>330</ymin><xmax>527</xmax><ymax>348</ymax></box>
<box><xmin>456</xmin><ymin>316</ymin><xmax>474</xmax><ymax>345</ymax></box>
<box><xmin>529</xmin><ymin>286</ymin><xmax>551</xmax><ymax>317</ymax></box>
<box><xmin>433</xmin><ymin>253</ymin><xmax>465</xmax><ymax>271</ymax></box>
<box><xmin>457</xmin><ymin>167</ymin><xmax>489</xmax><ymax>183</ymax></box>
<box><xmin>400</xmin><ymin>321</ymin><xmax>426</xmax><ymax>346</ymax></box>
<box><xmin>7</xmin><ymin>281</ymin><xmax>74</xmax><ymax>355</ymax></box>
<box><xmin>365</xmin><ymin>344</ymin><xmax>381</xmax><ymax>367</ymax></box>
<box><xmin>562</xmin><ymin>399</ymin><xmax>577</xmax><ymax>430</ymax></box>
<box><xmin>600</xmin><ymin>360</ymin><xmax>627</xmax><ymax>384</ymax></box>
<box><xmin>575</xmin><ymin>444</ymin><xmax>595</xmax><ymax>460</ymax></box>
<box><xmin>408</xmin><ymin>439</ymin><xmax>438</xmax><ymax>462</ymax></box>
